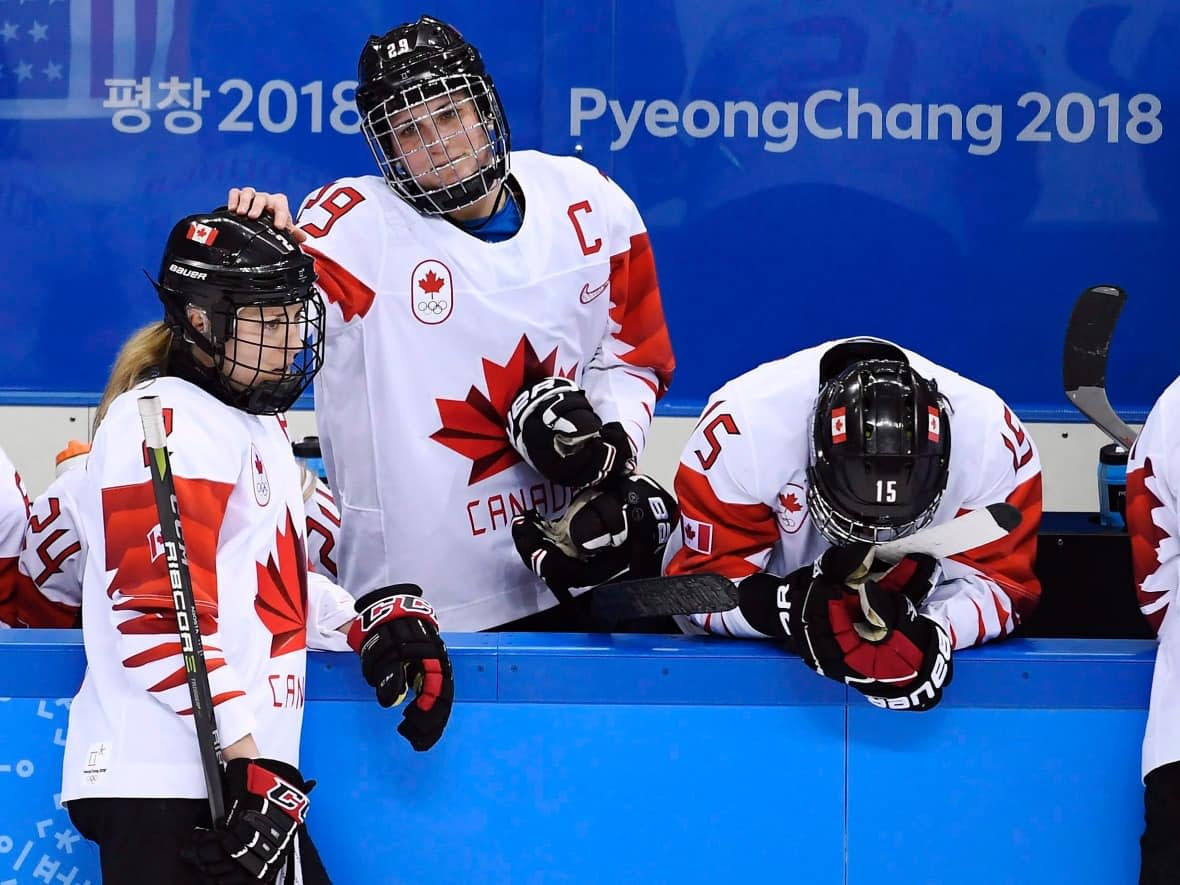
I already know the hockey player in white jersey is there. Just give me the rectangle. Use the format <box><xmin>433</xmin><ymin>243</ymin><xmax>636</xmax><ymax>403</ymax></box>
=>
<box><xmin>62</xmin><ymin>209</ymin><xmax>454</xmax><ymax>885</ymax></box>
<box><xmin>1125</xmin><ymin>379</ymin><xmax>1180</xmax><ymax>883</ymax></box>
<box><xmin>0</xmin><ymin>443</ymin><xmax>32</xmax><ymax>627</ymax></box>
<box><xmin>15</xmin><ymin>440</ymin><xmax>90</xmax><ymax>628</ymax></box>
<box><xmin>18</xmin><ymin>441</ymin><xmax>343</xmax><ymax>628</ymax></box>
<box><xmin>664</xmin><ymin>338</ymin><xmax>1042</xmax><ymax>711</ymax></box>
<box><xmin>226</xmin><ymin>14</ymin><xmax>674</xmax><ymax>630</ymax></box>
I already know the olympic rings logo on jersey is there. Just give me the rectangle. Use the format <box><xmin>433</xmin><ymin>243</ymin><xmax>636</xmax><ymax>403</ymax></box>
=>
<box><xmin>776</xmin><ymin>481</ymin><xmax>809</xmax><ymax>534</ymax></box>
<box><xmin>411</xmin><ymin>259</ymin><xmax>455</xmax><ymax>325</ymax></box>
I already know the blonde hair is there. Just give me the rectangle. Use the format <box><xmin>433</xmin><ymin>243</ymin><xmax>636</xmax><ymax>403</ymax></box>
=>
<box><xmin>94</xmin><ymin>322</ymin><xmax>174</xmax><ymax>431</ymax></box>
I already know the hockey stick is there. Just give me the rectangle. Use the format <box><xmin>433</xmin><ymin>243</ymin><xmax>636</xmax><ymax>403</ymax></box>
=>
<box><xmin>1063</xmin><ymin>284</ymin><xmax>1137</xmax><ymax>448</ymax></box>
<box><xmin>138</xmin><ymin>395</ymin><xmax>226</xmax><ymax>826</ymax></box>
<box><xmin>592</xmin><ymin>502</ymin><xmax>1021</xmax><ymax>622</ymax></box>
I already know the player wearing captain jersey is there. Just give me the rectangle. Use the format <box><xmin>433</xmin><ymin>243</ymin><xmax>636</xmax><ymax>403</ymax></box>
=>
<box><xmin>226</xmin><ymin>14</ymin><xmax>675</xmax><ymax>630</ymax></box>
<box><xmin>664</xmin><ymin>338</ymin><xmax>1043</xmax><ymax>711</ymax></box>
<box><xmin>0</xmin><ymin>443</ymin><xmax>32</xmax><ymax>627</ymax></box>
<box><xmin>62</xmin><ymin>209</ymin><xmax>454</xmax><ymax>884</ymax></box>
<box><xmin>1125</xmin><ymin>379</ymin><xmax>1180</xmax><ymax>883</ymax></box>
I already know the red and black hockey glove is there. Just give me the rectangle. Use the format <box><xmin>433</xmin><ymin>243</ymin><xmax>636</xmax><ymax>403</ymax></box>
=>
<box><xmin>506</xmin><ymin>376</ymin><xmax>635</xmax><ymax>488</ymax></box>
<box><xmin>869</xmin><ymin>553</ymin><xmax>941</xmax><ymax>606</ymax></box>
<box><xmin>800</xmin><ymin>550</ymin><xmax>953</xmax><ymax>711</ymax></box>
<box><xmin>182</xmin><ymin>757</ymin><xmax>312</xmax><ymax>884</ymax></box>
<box><xmin>348</xmin><ymin>584</ymin><xmax>454</xmax><ymax>751</ymax></box>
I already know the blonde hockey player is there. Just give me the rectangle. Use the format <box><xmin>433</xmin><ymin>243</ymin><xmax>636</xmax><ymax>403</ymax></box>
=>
<box><xmin>62</xmin><ymin>209</ymin><xmax>454</xmax><ymax>885</ymax></box>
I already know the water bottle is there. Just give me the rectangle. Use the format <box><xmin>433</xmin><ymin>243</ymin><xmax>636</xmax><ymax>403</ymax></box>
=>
<box><xmin>1097</xmin><ymin>443</ymin><xmax>1128</xmax><ymax>530</ymax></box>
<box><xmin>292</xmin><ymin>436</ymin><xmax>328</xmax><ymax>484</ymax></box>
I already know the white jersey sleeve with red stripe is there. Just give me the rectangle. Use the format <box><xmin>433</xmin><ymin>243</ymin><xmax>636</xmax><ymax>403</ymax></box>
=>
<box><xmin>0</xmin><ymin>445</ymin><xmax>31</xmax><ymax>627</ymax></box>
<box><xmin>579</xmin><ymin>173</ymin><xmax>674</xmax><ymax>454</ymax></box>
<box><xmin>907</xmin><ymin>369</ymin><xmax>1043</xmax><ymax>650</ymax></box>
<box><xmin>301</xmin><ymin>471</ymin><xmax>341</xmax><ymax>580</ymax></box>
<box><xmin>1128</xmin><ymin>378</ymin><xmax>1180</xmax><ymax>637</ymax></box>
<box><xmin>662</xmin><ymin>351</ymin><xmax>822</xmax><ymax>639</ymax></box>
<box><xmin>18</xmin><ymin>466</ymin><xmax>87</xmax><ymax>628</ymax></box>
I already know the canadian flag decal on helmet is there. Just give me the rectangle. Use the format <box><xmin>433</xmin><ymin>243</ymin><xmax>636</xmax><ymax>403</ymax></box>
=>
<box><xmin>927</xmin><ymin>406</ymin><xmax>941</xmax><ymax>442</ymax></box>
<box><xmin>186</xmin><ymin>221</ymin><xmax>219</xmax><ymax>246</ymax></box>
<box><xmin>831</xmin><ymin>407</ymin><xmax>847</xmax><ymax>444</ymax></box>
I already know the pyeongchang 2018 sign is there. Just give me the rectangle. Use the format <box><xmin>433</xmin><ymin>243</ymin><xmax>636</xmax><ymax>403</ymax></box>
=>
<box><xmin>570</xmin><ymin>87</ymin><xmax>1163</xmax><ymax>156</ymax></box>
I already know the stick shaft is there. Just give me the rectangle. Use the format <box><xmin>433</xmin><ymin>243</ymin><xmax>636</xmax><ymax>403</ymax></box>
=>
<box><xmin>138</xmin><ymin>395</ymin><xmax>226</xmax><ymax>825</ymax></box>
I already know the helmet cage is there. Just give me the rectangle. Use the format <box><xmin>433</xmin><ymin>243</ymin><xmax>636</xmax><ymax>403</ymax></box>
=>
<box><xmin>360</xmin><ymin>73</ymin><xmax>509</xmax><ymax>215</ymax></box>
<box><xmin>355</xmin><ymin>16</ymin><xmax>510</xmax><ymax>216</ymax></box>
<box><xmin>807</xmin><ymin>359</ymin><xmax>951</xmax><ymax>546</ymax></box>
<box><xmin>153</xmin><ymin>214</ymin><xmax>325</xmax><ymax>415</ymax></box>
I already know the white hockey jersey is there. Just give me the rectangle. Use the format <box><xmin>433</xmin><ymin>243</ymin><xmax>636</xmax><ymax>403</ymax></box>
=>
<box><xmin>62</xmin><ymin>377</ymin><xmax>356</xmax><ymax>802</ymax></box>
<box><xmin>18</xmin><ymin>462</ymin><xmax>88</xmax><ymax>628</ymax></box>
<box><xmin>664</xmin><ymin>339</ymin><xmax>1042</xmax><ymax>647</ymax></box>
<box><xmin>0</xmin><ymin>444</ymin><xmax>31</xmax><ymax>627</ymax></box>
<box><xmin>22</xmin><ymin>452</ymin><xmax>346</xmax><ymax>628</ymax></box>
<box><xmin>1126</xmin><ymin>376</ymin><xmax>1180</xmax><ymax>778</ymax></box>
<box><xmin>296</xmin><ymin>150</ymin><xmax>674</xmax><ymax>630</ymax></box>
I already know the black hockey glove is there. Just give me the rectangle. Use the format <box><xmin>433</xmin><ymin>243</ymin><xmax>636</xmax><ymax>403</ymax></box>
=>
<box><xmin>348</xmin><ymin>585</ymin><xmax>454</xmax><ymax>751</ymax></box>
<box><xmin>182</xmin><ymin>757</ymin><xmax>312</xmax><ymax>884</ymax></box>
<box><xmin>512</xmin><ymin>474</ymin><xmax>678</xmax><ymax>597</ymax></box>
<box><xmin>506</xmin><ymin>376</ymin><xmax>635</xmax><ymax>488</ymax></box>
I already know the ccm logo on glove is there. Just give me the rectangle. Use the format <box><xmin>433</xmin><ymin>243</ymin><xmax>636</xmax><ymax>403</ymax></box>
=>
<box><xmin>356</xmin><ymin>594</ymin><xmax>436</xmax><ymax>633</ymax></box>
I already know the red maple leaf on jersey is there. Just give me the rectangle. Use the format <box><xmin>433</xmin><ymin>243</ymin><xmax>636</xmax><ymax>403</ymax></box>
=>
<box><xmin>419</xmin><ymin>270</ymin><xmax>445</xmax><ymax>295</ymax></box>
<box><xmin>104</xmin><ymin>478</ymin><xmax>231</xmax><ymax>637</ymax></box>
<box><xmin>255</xmin><ymin>509</ymin><xmax>309</xmax><ymax>659</ymax></box>
<box><xmin>779</xmin><ymin>492</ymin><xmax>802</xmax><ymax>513</ymax></box>
<box><xmin>683</xmin><ymin>523</ymin><xmax>696</xmax><ymax>541</ymax></box>
<box><xmin>1127</xmin><ymin>457</ymin><xmax>1172</xmax><ymax>633</ymax></box>
<box><xmin>431</xmin><ymin>335</ymin><xmax>578</xmax><ymax>484</ymax></box>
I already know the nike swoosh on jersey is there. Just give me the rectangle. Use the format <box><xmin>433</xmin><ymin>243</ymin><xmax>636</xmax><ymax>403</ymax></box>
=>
<box><xmin>579</xmin><ymin>281</ymin><xmax>609</xmax><ymax>304</ymax></box>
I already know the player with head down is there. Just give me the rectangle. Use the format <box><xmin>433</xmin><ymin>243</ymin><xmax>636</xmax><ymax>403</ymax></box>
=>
<box><xmin>61</xmin><ymin>209</ymin><xmax>454</xmax><ymax>884</ymax></box>
<box><xmin>225</xmin><ymin>14</ymin><xmax>676</xmax><ymax>630</ymax></box>
<box><xmin>664</xmin><ymin>338</ymin><xmax>1043</xmax><ymax>710</ymax></box>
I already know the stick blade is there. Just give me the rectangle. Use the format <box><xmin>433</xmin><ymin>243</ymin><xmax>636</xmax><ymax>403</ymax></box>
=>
<box><xmin>1063</xmin><ymin>285</ymin><xmax>1126</xmax><ymax>392</ymax></box>
<box><xmin>1062</xmin><ymin>285</ymin><xmax>1137</xmax><ymax>448</ymax></box>
<box><xmin>592</xmin><ymin>574</ymin><xmax>738</xmax><ymax>623</ymax></box>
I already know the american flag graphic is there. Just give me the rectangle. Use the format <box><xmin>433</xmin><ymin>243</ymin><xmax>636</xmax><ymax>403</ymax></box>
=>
<box><xmin>0</xmin><ymin>0</ymin><xmax>187</xmax><ymax>119</ymax></box>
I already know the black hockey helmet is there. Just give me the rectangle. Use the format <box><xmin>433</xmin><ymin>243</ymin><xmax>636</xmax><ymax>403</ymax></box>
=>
<box><xmin>151</xmin><ymin>208</ymin><xmax>324</xmax><ymax>415</ymax></box>
<box><xmin>807</xmin><ymin>340</ymin><xmax>951</xmax><ymax>545</ymax></box>
<box><xmin>355</xmin><ymin>15</ymin><xmax>511</xmax><ymax>216</ymax></box>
